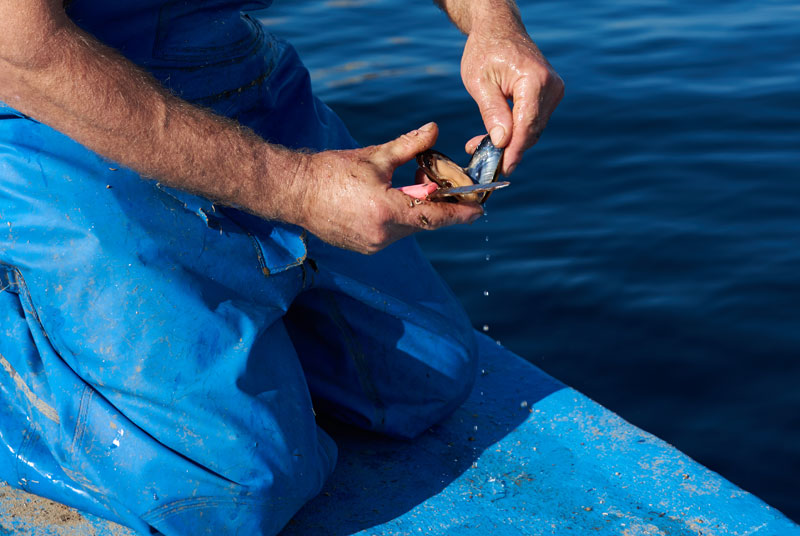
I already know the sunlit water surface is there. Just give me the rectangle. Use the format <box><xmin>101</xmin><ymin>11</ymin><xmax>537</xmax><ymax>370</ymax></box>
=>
<box><xmin>265</xmin><ymin>0</ymin><xmax>800</xmax><ymax>520</ymax></box>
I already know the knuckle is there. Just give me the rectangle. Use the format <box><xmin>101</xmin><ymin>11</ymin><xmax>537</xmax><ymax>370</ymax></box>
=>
<box><xmin>552</xmin><ymin>75</ymin><xmax>565</xmax><ymax>97</ymax></box>
<box><xmin>374</xmin><ymin>228</ymin><xmax>390</xmax><ymax>246</ymax></box>
<box><xmin>367</xmin><ymin>240</ymin><xmax>387</xmax><ymax>254</ymax></box>
<box><xmin>481</xmin><ymin>100</ymin><xmax>507</xmax><ymax>116</ymax></box>
<box><xmin>542</xmin><ymin>69</ymin><xmax>565</xmax><ymax>95</ymax></box>
<box><xmin>358</xmin><ymin>206</ymin><xmax>392</xmax><ymax>253</ymax></box>
<box><xmin>363</xmin><ymin>244</ymin><xmax>380</xmax><ymax>255</ymax></box>
<box><xmin>366</xmin><ymin>223</ymin><xmax>391</xmax><ymax>251</ymax></box>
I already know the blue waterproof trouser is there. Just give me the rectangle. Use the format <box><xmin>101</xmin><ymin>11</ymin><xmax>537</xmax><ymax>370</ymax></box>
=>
<box><xmin>0</xmin><ymin>8</ymin><xmax>477</xmax><ymax>535</ymax></box>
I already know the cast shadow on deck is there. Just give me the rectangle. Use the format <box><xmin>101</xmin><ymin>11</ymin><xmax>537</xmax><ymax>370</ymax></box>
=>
<box><xmin>282</xmin><ymin>334</ymin><xmax>564</xmax><ymax>535</ymax></box>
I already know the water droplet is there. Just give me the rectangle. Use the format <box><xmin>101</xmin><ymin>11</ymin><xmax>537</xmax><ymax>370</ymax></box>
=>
<box><xmin>496</xmin><ymin>340</ymin><xmax>502</xmax><ymax>346</ymax></box>
<box><xmin>520</xmin><ymin>400</ymin><xmax>528</xmax><ymax>408</ymax></box>
<box><xmin>153</xmin><ymin>491</ymin><xmax>159</xmax><ymax>501</ymax></box>
<box><xmin>482</xmin><ymin>324</ymin><xmax>489</xmax><ymax>332</ymax></box>
<box><xmin>484</xmin><ymin>235</ymin><xmax>489</xmax><ymax>242</ymax></box>
<box><xmin>483</xmin><ymin>290</ymin><xmax>489</xmax><ymax>297</ymax></box>
<box><xmin>474</xmin><ymin>425</ymin><xmax>478</xmax><ymax>431</ymax></box>
<box><xmin>485</xmin><ymin>254</ymin><xmax>491</xmax><ymax>261</ymax></box>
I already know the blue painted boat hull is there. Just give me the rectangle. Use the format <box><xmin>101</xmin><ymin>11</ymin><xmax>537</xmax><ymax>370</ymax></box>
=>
<box><xmin>1</xmin><ymin>333</ymin><xmax>797</xmax><ymax>535</ymax></box>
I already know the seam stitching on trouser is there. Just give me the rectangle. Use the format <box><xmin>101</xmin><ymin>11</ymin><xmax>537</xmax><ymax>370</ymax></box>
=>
<box><xmin>69</xmin><ymin>386</ymin><xmax>93</xmax><ymax>456</ymax></box>
<box><xmin>16</xmin><ymin>431</ymin><xmax>40</xmax><ymax>492</ymax></box>
<box><xmin>0</xmin><ymin>263</ymin><xmax>19</xmax><ymax>294</ymax></box>
<box><xmin>141</xmin><ymin>495</ymin><xmax>268</xmax><ymax>524</ymax></box>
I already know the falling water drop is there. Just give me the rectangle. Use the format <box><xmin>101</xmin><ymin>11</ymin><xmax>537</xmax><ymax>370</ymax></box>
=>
<box><xmin>482</xmin><ymin>324</ymin><xmax>489</xmax><ymax>332</ymax></box>
<box><xmin>485</xmin><ymin>254</ymin><xmax>491</xmax><ymax>261</ymax></box>
<box><xmin>483</xmin><ymin>290</ymin><xmax>489</xmax><ymax>297</ymax></box>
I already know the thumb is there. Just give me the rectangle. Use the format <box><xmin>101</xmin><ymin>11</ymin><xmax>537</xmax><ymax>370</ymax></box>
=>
<box><xmin>380</xmin><ymin>122</ymin><xmax>439</xmax><ymax>168</ymax></box>
<box><xmin>474</xmin><ymin>83</ymin><xmax>513</xmax><ymax>148</ymax></box>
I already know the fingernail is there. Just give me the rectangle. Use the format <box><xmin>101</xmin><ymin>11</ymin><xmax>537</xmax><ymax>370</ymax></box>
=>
<box><xmin>507</xmin><ymin>162</ymin><xmax>517</xmax><ymax>175</ymax></box>
<box><xmin>469</xmin><ymin>210</ymin><xmax>484</xmax><ymax>224</ymax></box>
<box><xmin>490</xmin><ymin>126</ymin><xmax>505</xmax><ymax>146</ymax></box>
<box><xmin>420</xmin><ymin>122</ymin><xmax>435</xmax><ymax>132</ymax></box>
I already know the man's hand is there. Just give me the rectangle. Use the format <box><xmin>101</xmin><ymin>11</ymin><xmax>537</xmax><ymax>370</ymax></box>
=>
<box><xmin>461</xmin><ymin>28</ymin><xmax>564</xmax><ymax>175</ymax></box>
<box><xmin>281</xmin><ymin>122</ymin><xmax>483</xmax><ymax>255</ymax></box>
<box><xmin>436</xmin><ymin>0</ymin><xmax>564</xmax><ymax>175</ymax></box>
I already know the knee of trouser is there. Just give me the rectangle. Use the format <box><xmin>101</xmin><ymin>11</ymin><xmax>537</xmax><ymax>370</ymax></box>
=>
<box><xmin>381</xmin><ymin>329</ymin><xmax>479</xmax><ymax>440</ymax></box>
<box><xmin>143</xmin><ymin>431</ymin><xmax>337</xmax><ymax>536</ymax></box>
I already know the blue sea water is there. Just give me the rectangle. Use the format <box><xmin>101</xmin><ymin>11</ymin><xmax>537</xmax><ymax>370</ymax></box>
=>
<box><xmin>265</xmin><ymin>0</ymin><xmax>799</xmax><ymax>521</ymax></box>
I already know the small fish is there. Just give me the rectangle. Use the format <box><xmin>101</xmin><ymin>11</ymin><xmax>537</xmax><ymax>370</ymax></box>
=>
<box><xmin>464</xmin><ymin>136</ymin><xmax>504</xmax><ymax>185</ymax></box>
<box><xmin>415</xmin><ymin>134</ymin><xmax>505</xmax><ymax>204</ymax></box>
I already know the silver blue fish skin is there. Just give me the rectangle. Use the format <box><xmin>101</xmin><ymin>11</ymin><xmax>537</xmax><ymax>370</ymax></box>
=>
<box><xmin>464</xmin><ymin>135</ymin><xmax>504</xmax><ymax>185</ymax></box>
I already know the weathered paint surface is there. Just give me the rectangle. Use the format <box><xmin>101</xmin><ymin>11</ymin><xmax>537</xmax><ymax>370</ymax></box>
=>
<box><xmin>0</xmin><ymin>483</ymin><xmax>129</xmax><ymax>536</ymax></box>
<box><xmin>1</xmin><ymin>333</ymin><xmax>797</xmax><ymax>535</ymax></box>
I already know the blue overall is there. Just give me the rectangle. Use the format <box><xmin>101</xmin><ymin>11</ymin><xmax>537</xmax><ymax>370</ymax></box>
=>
<box><xmin>0</xmin><ymin>1</ymin><xmax>477</xmax><ymax>534</ymax></box>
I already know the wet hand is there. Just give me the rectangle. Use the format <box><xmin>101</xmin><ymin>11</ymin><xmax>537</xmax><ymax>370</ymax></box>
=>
<box><xmin>460</xmin><ymin>23</ymin><xmax>564</xmax><ymax>175</ymax></box>
<box><xmin>283</xmin><ymin>122</ymin><xmax>483</xmax><ymax>255</ymax></box>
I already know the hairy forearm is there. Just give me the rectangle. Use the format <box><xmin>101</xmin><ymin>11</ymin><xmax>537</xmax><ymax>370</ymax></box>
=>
<box><xmin>0</xmin><ymin>4</ymin><xmax>298</xmax><ymax>222</ymax></box>
<box><xmin>433</xmin><ymin>0</ymin><xmax>525</xmax><ymax>35</ymax></box>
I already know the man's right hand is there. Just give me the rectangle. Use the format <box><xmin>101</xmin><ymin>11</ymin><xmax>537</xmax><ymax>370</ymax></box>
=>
<box><xmin>278</xmin><ymin>122</ymin><xmax>483</xmax><ymax>255</ymax></box>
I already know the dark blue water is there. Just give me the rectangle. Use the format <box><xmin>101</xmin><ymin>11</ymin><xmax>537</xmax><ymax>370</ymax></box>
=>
<box><xmin>266</xmin><ymin>0</ymin><xmax>800</xmax><ymax>521</ymax></box>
